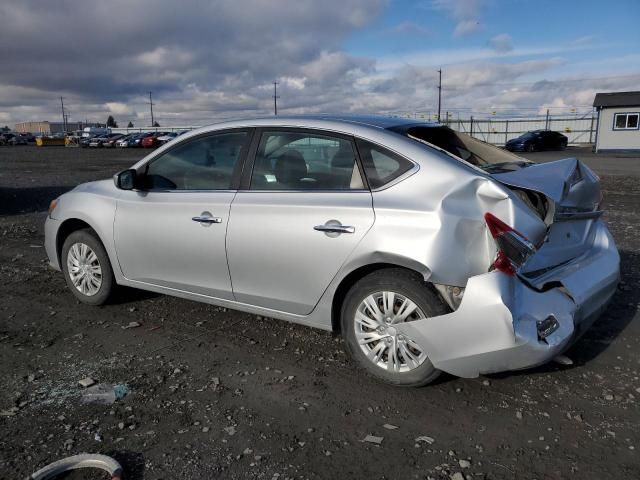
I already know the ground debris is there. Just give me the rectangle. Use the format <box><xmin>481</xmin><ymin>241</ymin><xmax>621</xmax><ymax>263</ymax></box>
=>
<box><xmin>363</xmin><ymin>435</ymin><xmax>384</xmax><ymax>445</ymax></box>
<box><xmin>415</xmin><ymin>436</ymin><xmax>435</xmax><ymax>444</ymax></box>
<box><xmin>78</xmin><ymin>377</ymin><xmax>96</xmax><ymax>388</ymax></box>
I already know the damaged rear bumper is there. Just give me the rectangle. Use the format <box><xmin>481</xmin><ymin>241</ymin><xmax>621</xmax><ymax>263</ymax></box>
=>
<box><xmin>395</xmin><ymin>220</ymin><xmax>619</xmax><ymax>378</ymax></box>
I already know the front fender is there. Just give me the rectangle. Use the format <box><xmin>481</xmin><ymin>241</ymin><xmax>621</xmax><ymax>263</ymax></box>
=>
<box><xmin>46</xmin><ymin>185</ymin><xmax>122</xmax><ymax>282</ymax></box>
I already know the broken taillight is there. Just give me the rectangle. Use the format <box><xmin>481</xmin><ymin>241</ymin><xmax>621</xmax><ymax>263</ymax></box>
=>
<box><xmin>484</xmin><ymin>213</ymin><xmax>536</xmax><ymax>276</ymax></box>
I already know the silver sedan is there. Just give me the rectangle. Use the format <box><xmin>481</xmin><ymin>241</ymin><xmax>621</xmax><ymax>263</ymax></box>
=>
<box><xmin>45</xmin><ymin>115</ymin><xmax>620</xmax><ymax>386</ymax></box>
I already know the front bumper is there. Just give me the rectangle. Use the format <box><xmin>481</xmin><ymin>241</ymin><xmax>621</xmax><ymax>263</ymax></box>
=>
<box><xmin>395</xmin><ymin>220</ymin><xmax>619</xmax><ymax>378</ymax></box>
<box><xmin>44</xmin><ymin>216</ymin><xmax>62</xmax><ymax>271</ymax></box>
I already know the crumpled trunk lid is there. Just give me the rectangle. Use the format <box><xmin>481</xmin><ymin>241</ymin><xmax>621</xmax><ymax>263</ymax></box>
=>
<box><xmin>492</xmin><ymin>158</ymin><xmax>603</xmax><ymax>277</ymax></box>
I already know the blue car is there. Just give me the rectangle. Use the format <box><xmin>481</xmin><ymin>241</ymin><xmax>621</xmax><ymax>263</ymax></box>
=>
<box><xmin>506</xmin><ymin>130</ymin><xmax>568</xmax><ymax>152</ymax></box>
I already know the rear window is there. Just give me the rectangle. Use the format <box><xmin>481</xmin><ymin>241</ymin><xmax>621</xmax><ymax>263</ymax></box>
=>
<box><xmin>397</xmin><ymin>125</ymin><xmax>532</xmax><ymax>173</ymax></box>
<box><xmin>356</xmin><ymin>138</ymin><xmax>414</xmax><ymax>189</ymax></box>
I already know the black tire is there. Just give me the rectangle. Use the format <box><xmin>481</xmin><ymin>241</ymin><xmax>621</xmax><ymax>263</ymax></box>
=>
<box><xmin>341</xmin><ymin>268</ymin><xmax>449</xmax><ymax>387</ymax></box>
<box><xmin>61</xmin><ymin>228</ymin><xmax>115</xmax><ymax>305</ymax></box>
<box><xmin>526</xmin><ymin>143</ymin><xmax>535</xmax><ymax>152</ymax></box>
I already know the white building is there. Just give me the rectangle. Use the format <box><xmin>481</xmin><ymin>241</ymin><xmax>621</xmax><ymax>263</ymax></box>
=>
<box><xmin>593</xmin><ymin>91</ymin><xmax>640</xmax><ymax>153</ymax></box>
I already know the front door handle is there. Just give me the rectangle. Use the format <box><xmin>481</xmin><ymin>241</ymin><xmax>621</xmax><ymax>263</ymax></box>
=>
<box><xmin>314</xmin><ymin>223</ymin><xmax>355</xmax><ymax>234</ymax></box>
<box><xmin>192</xmin><ymin>214</ymin><xmax>222</xmax><ymax>224</ymax></box>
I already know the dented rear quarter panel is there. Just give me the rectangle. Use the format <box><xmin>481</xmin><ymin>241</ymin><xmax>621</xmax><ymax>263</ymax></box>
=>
<box><xmin>349</xmin><ymin>142</ymin><xmax>548</xmax><ymax>287</ymax></box>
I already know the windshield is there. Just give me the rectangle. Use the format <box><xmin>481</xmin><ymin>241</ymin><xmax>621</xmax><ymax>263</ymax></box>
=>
<box><xmin>519</xmin><ymin>132</ymin><xmax>537</xmax><ymax>140</ymax></box>
<box><xmin>395</xmin><ymin>125</ymin><xmax>533</xmax><ymax>171</ymax></box>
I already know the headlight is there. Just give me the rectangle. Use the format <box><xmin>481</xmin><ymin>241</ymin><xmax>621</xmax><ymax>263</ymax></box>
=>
<box><xmin>48</xmin><ymin>198</ymin><xmax>59</xmax><ymax>218</ymax></box>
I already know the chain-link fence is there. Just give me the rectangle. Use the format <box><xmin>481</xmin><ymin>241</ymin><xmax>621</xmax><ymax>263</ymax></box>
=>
<box><xmin>395</xmin><ymin>112</ymin><xmax>596</xmax><ymax>146</ymax></box>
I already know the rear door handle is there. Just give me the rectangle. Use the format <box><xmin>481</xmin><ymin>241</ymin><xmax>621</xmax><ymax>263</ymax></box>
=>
<box><xmin>314</xmin><ymin>224</ymin><xmax>355</xmax><ymax>234</ymax></box>
<box><xmin>192</xmin><ymin>215</ymin><xmax>222</xmax><ymax>224</ymax></box>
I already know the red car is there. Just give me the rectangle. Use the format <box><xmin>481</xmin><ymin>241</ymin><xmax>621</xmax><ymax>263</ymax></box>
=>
<box><xmin>141</xmin><ymin>132</ymin><xmax>167</xmax><ymax>148</ymax></box>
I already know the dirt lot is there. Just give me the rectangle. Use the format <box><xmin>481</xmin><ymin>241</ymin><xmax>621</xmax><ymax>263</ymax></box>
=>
<box><xmin>1</xmin><ymin>145</ymin><xmax>639</xmax><ymax>479</ymax></box>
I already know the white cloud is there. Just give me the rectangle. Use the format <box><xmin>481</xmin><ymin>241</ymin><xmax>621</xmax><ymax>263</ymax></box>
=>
<box><xmin>432</xmin><ymin>0</ymin><xmax>486</xmax><ymax>37</ymax></box>
<box><xmin>0</xmin><ymin>0</ymin><xmax>637</xmax><ymax>126</ymax></box>
<box><xmin>105</xmin><ymin>102</ymin><xmax>132</xmax><ymax>116</ymax></box>
<box><xmin>454</xmin><ymin>20</ymin><xmax>480</xmax><ymax>36</ymax></box>
<box><xmin>281</xmin><ymin>77</ymin><xmax>307</xmax><ymax>90</ymax></box>
<box><xmin>389</xmin><ymin>21</ymin><xmax>430</xmax><ymax>36</ymax></box>
<box><xmin>489</xmin><ymin>33</ymin><xmax>513</xmax><ymax>53</ymax></box>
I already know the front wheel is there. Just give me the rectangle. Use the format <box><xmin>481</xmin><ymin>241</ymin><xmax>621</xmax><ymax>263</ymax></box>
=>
<box><xmin>526</xmin><ymin>143</ymin><xmax>535</xmax><ymax>152</ymax></box>
<box><xmin>61</xmin><ymin>229</ymin><xmax>115</xmax><ymax>305</ymax></box>
<box><xmin>341</xmin><ymin>269</ymin><xmax>449</xmax><ymax>387</ymax></box>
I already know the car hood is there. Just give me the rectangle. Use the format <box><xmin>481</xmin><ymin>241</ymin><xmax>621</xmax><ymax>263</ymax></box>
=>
<box><xmin>71</xmin><ymin>179</ymin><xmax>117</xmax><ymax>195</ymax></box>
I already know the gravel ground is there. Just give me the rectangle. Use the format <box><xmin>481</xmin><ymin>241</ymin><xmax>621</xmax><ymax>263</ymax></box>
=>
<box><xmin>1</xmin><ymin>145</ymin><xmax>639</xmax><ymax>479</ymax></box>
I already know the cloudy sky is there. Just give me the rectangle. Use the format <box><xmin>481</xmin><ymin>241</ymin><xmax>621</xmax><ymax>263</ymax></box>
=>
<box><xmin>1</xmin><ymin>0</ymin><xmax>639</xmax><ymax>127</ymax></box>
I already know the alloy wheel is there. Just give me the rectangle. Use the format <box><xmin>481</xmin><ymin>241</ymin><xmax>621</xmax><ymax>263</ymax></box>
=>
<box><xmin>66</xmin><ymin>242</ymin><xmax>103</xmax><ymax>296</ymax></box>
<box><xmin>354</xmin><ymin>291</ymin><xmax>428</xmax><ymax>373</ymax></box>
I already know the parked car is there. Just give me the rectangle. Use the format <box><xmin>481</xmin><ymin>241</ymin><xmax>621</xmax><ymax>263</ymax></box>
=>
<box><xmin>21</xmin><ymin>132</ymin><xmax>36</xmax><ymax>143</ymax></box>
<box><xmin>141</xmin><ymin>132</ymin><xmax>168</xmax><ymax>148</ymax></box>
<box><xmin>89</xmin><ymin>133</ymin><xmax>122</xmax><ymax>148</ymax></box>
<box><xmin>0</xmin><ymin>133</ymin><xmax>16</xmax><ymax>145</ymax></box>
<box><xmin>505</xmin><ymin>130</ymin><xmax>568</xmax><ymax>152</ymax></box>
<box><xmin>88</xmin><ymin>136</ymin><xmax>107</xmax><ymax>147</ymax></box>
<box><xmin>81</xmin><ymin>134</ymin><xmax>100</xmax><ymax>148</ymax></box>
<box><xmin>116</xmin><ymin>134</ymin><xmax>137</xmax><ymax>148</ymax></box>
<box><xmin>102</xmin><ymin>133</ymin><xmax>125</xmax><ymax>148</ymax></box>
<box><xmin>44</xmin><ymin>115</ymin><xmax>619</xmax><ymax>387</ymax></box>
<box><xmin>156</xmin><ymin>132</ymin><xmax>178</xmax><ymax>145</ymax></box>
<box><xmin>130</xmin><ymin>132</ymin><xmax>153</xmax><ymax>148</ymax></box>
<box><xmin>8</xmin><ymin>134</ymin><xmax>28</xmax><ymax>146</ymax></box>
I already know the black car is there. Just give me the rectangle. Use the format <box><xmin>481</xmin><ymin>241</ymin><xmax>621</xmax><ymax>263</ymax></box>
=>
<box><xmin>0</xmin><ymin>133</ymin><xmax>16</xmax><ymax>145</ymax></box>
<box><xmin>8</xmin><ymin>134</ymin><xmax>28</xmax><ymax>146</ymax></box>
<box><xmin>505</xmin><ymin>130</ymin><xmax>568</xmax><ymax>152</ymax></box>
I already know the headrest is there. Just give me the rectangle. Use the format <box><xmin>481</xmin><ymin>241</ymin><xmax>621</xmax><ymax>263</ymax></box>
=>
<box><xmin>274</xmin><ymin>149</ymin><xmax>307</xmax><ymax>186</ymax></box>
<box><xmin>331</xmin><ymin>144</ymin><xmax>355</xmax><ymax>169</ymax></box>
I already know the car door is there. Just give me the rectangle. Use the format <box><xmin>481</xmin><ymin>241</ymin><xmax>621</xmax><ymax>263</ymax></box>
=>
<box><xmin>113</xmin><ymin>129</ymin><xmax>251</xmax><ymax>298</ymax></box>
<box><xmin>541</xmin><ymin>131</ymin><xmax>554</xmax><ymax>150</ymax></box>
<box><xmin>226</xmin><ymin>128</ymin><xmax>375</xmax><ymax>315</ymax></box>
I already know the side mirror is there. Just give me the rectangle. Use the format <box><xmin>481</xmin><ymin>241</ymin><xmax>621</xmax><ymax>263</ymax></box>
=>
<box><xmin>114</xmin><ymin>169</ymin><xmax>139</xmax><ymax>190</ymax></box>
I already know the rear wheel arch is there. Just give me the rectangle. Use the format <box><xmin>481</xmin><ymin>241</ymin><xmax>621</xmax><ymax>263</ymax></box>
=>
<box><xmin>331</xmin><ymin>262</ymin><xmax>438</xmax><ymax>333</ymax></box>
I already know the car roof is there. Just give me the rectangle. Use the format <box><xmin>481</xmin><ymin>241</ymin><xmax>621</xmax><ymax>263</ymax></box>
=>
<box><xmin>196</xmin><ymin>114</ymin><xmax>439</xmax><ymax>133</ymax></box>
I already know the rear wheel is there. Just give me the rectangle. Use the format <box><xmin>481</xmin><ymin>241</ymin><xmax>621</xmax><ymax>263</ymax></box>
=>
<box><xmin>61</xmin><ymin>229</ymin><xmax>115</xmax><ymax>305</ymax></box>
<box><xmin>341</xmin><ymin>269</ymin><xmax>449</xmax><ymax>387</ymax></box>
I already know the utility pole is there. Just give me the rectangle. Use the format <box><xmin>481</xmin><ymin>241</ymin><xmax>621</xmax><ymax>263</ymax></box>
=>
<box><xmin>437</xmin><ymin>69</ymin><xmax>442</xmax><ymax>123</ymax></box>
<box><xmin>148</xmin><ymin>92</ymin><xmax>155</xmax><ymax>127</ymax></box>
<box><xmin>273</xmin><ymin>81</ymin><xmax>280</xmax><ymax>116</ymax></box>
<box><xmin>545</xmin><ymin>108</ymin><xmax>550</xmax><ymax>130</ymax></box>
<box><xmin>60</xmin><ymin>96</ymin><xmax>67</xmax><ymax>132</ymax></box>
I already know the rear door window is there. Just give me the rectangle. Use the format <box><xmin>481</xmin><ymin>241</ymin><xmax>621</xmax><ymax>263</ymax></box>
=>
<box><xmin>355</xmin><ymin>138</ymin><xmax>414</xmax><ymax>189</ymax></box>
<box><xmin>250</xmin><ymin>130</ymin><xmax>364</xmax><ymax>190</ymax></box>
